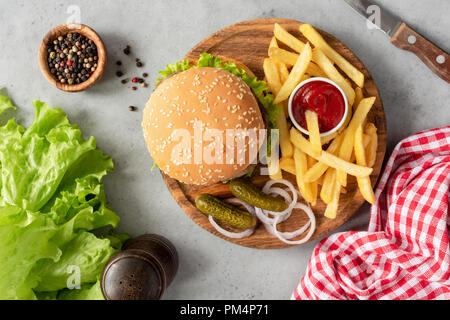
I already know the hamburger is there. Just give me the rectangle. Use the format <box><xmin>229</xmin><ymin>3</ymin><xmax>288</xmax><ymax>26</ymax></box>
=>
<box><xmin>142</xmin><ymin>53</ymin><xmax>278</xmax><ymax>186</ymax></box>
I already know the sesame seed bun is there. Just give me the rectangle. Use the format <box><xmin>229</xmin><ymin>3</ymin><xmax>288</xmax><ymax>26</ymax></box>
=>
<box><xmin>142</xmin><ymin>57</ymin><xmax>265</xmax><ymax>186</ymax></box>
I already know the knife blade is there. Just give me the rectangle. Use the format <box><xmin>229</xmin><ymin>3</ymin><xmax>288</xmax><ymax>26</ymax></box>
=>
<box><xmin>344</xmin><ymin>0</ymin><xmax>450</xmax><ymax>83</ymax></box>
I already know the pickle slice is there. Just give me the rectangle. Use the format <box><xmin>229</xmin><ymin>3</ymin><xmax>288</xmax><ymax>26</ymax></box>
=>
<box><xmin>195</xmin><ymin>194</ymin><xmax>256</xmax><ymax>229</ymax></box>
<box><xmin>230</xmin><ymin>178</ymin><xmax>288</xmax><ymax>212</ymax></box>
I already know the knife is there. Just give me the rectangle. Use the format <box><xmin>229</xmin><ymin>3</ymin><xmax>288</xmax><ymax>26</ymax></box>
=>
<box><xmin>344</xmin><ymin>0</ymin><xmax>450</xmax><ymax>83</ymax></box>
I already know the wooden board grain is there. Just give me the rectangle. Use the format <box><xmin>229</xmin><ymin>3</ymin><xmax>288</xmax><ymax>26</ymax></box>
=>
<box><xmin>160</xmin><ymin>18</ymin><xmax>387</xmax><ymax>249</ymax></box>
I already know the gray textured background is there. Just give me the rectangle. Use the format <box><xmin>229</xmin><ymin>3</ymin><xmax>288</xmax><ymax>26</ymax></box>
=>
<box><xmin>0</xmin><ymin>0</ymin><xmax>449</xmax><ymax>299</ymax></box>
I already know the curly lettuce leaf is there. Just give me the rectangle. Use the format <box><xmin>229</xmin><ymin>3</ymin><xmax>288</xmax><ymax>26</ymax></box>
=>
<box><xmin>33</xmin><ymin>231</ymin><xmax>118</xmax><ymax>292</ymax></box>
<box><xmin>156</xmin><ymin>59</ymin><xmax>192</xmax><ymax>85</ymax></box>
<box><xmin>0</xmin><ymin>95</ymin><xmax>16</xmax><ymax>115</ymax></box>
<box><xmin>0</xmin><ymin>95</ymin><xmax>127</xmax><ymax>300</ymax></box>
<box><xmin>56</xmin><ymin>280</ymin><xmax>104</xmax><ymax>300</ymax></box>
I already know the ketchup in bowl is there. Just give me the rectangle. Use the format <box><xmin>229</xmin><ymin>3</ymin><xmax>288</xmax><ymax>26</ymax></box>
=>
<box><xmin>289</xmin><ymin>79</ymin><xmax>347</xmax><ymax>134</ymax></box>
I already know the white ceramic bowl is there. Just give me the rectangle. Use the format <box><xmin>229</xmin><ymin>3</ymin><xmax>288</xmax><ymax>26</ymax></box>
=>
<box><xmin>287</xmin><ymin>77</ymin><xmax>349</xmax><ymax>137</ymax></box>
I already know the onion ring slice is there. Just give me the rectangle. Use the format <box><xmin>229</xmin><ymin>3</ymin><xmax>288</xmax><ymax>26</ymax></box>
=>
<box><xmin>262</xmin><ymin>179</ymin><xmax>298</xmax><ymax>216</ymax></box>
<box><xmin>209</xmin><ymin>216</ymin><xmax>255</xmax><ymax>239</ymax></box>
<box><xmin>272</xmin><ymin>203</ymin><xmax>316</xmax><ymax>245</ymax></box>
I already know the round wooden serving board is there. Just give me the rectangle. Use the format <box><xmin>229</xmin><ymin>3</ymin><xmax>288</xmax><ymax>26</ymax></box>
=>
<box><xmin>161</xmin><ymin>18</ymin><xmax>387</xmax><ymax>249</ymax></box>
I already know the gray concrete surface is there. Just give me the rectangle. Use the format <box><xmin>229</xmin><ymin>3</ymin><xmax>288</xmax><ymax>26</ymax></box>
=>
<box><xmin>0</xmin><ymin>0</ymin><xmax>448</xmax><ymax>299</ymax></box>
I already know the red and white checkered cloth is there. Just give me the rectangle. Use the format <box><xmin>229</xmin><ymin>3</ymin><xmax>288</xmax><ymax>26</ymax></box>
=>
<box><xmin>293</xmin><ymin>126</ymin><xmax>450</xmax><ymax>300</ymax></box>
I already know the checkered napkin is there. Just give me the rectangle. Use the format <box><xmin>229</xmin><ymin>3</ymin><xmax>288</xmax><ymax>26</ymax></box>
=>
<box><xmin>293</xmin><ymin>126</ymin><xmax>450</xmax><ymax>300</ymax></box>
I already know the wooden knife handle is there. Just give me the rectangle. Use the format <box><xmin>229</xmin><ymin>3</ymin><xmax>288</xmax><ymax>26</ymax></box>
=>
<box><xmin>390</xmin><ymin>22</ymin><xmax>450</xmax><ymax>83</ymax></box>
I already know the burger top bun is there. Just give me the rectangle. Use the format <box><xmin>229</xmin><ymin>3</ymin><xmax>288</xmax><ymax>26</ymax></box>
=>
<box><xmin>142</xmin><ymin>59</ymin><xmax>265</xmax><ymax>186</ymax></box>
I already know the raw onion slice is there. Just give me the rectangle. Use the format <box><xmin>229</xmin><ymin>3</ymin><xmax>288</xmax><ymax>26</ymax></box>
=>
<box><xmin>209</xmin><ymin>216</ymin><xmax>255</xmax><ymax>239</ymax></box>
<box><xmin>225</xmin><ymin>198</ymin><xmax>256</xmax><ymax>215</ymax></box>
<box><xmin>255</xmin><ymin>207</ymin><xmax>278</xmax><ymax>225</ymax></box>
<box><xmin>272</xmin><ymin>203</ymin><xmax>316</xmax><ymax>245</ymax></box>
<box><xmin>262</xmin><ymin>179</ymin><xmax>298</xmax><ymax>216</ymax></box>
<box><xmin>262</xmin><ymin>187</ymin><xmax>297</xmax><ymax>223</ymax></box>
<box><xmin>263</xmin><ymin>222</ymin><xmax>275</xmax><ymax>236</ymax></box>
<box><xmin>261</xmin><ymin>187</ymin><xmax>292</xmax><ymax>216</ymax></box>
<box><xmin>206</xmin><ymin>178</ymin><xmax>317</xmax><ymax>243</ymax></box>
<box><xmin>208</xmin><ymin>197</ymin><xmax>256</xmax><ymax>239</ymax></box>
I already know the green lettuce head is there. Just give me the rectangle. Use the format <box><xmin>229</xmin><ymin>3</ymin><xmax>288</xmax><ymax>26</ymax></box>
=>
<box><xmin>0</xmin><ymin>95</ymin><xmax>128</xmax><ymax>300</ymax></box>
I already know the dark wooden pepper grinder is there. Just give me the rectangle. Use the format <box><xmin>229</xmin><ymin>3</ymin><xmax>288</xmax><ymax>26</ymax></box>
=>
<box><xmin>101</xmin><ymin>234</ymin><xmax>178</xmax><ymax>300</ymax></box>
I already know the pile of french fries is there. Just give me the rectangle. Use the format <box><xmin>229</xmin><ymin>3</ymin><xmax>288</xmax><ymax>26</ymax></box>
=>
<box><xmin>264</xmin><ymin>23</ymin><xmax>378</xmax><ymax>219</ymax></box>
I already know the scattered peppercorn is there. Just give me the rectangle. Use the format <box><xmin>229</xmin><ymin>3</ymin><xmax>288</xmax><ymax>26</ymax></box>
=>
<box><xmin>128</xmin><ymin>106</ymin><xmax>137</xmax><ymax>111</ymax></box>
<box><xmin>116</xmin><ymin>47</ymin><xmax>149</xmax><ymax>91</ymax></box>
<box><xmin>46</xmin><ymin>32</ymin><xmax>98</xmax><ymax>85</ymax></box>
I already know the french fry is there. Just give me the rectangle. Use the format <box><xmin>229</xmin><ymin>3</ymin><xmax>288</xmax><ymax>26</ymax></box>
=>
<box><xmin>365</xmin><ymin>122</ymin><xmax>378</xmax><ymax>167</ymax></box>
<box><xmin>268</xmin><ymin>47</ymin><xmax>326</xmax><ymax>77</ymax></box>
<box><xmin>300</xmin><ymin>74</ymin><xmax>311</xmax><ymax>83</ymax></box>
<box><xmin>293</xmin><ymin>148</ymin><xmax>315</xmax><ymax>204</ymax></box>
<box><xmin>263</xmin><ymin>58</ymin><xmax>282</xmax><ymax>93</ymax></box>
<box><xmin>320</xmin><ymin>168</ymin><xmax>336</xmax><ymax>204</ymax></box>
<box><xmin>279</xmin><ymin>157</ymin><xmax>296</xmax><ymax>175</ymax></box>
<box><xmin>354</xmin><ymin>125</ymin><xmax>376</xmax><ymax>204</ymax></box>
<box><xmin>263</xmin><ymin>58</ymin><xmax>294</xmax><ymax>158</ymax></box>
<box><xmin>363</xmin><ymin>133</ymin><xmax>371</xmax><ymax>147</ymax></box>
<box><xmin>320</xmin><ymin>131</ymin><xmax>338</xmax><ymax>145</ymax></box>
<box><xmin>269</xmin><ymin>36</ymin><xmax>290</xmax><ymax>86</ymax></box>
<box><xmin>306</xmin><ymin>62</ymin><xmax>327</xmax><ymax>77</ymax></box>
<box><xmin>267</xmin><ymin>121</ymin><xmax>282</xmax><ymax>180</ymax></box>
<box><xmin>305</xmin><ymin>110</ymin><xmax>322</xmax><ymax>156</ymax></box>
<box><xmin>274</xmin><ymin>43</ymin><xmax>312</xmax><ymax>104</ymax></box>
<box><xmin>276</xmin><ymin>108</ymin><xmax>294</xmax><ymax>158</ymax></box>
<box><xmin>354</xmin><ymin>87</ymin><xmax>363</xmax><ymax>113</ymax></box>
<box><xmin>349</xmin><ymin>133</ymin><xmax>371</xmax><ymax>163</ymax></box>
<box><xmin>324</xmin><ymin>180</ymin><xmax>341</xmax><ymax>219</ymax></box>
<box><xmin>278</xmin><ymin>63</ymin><xmax>290</xmax><ymax>84</ymax></box>
<box><xmin>307</xmin><ymin>156</ymin><xmax>318</xmax><ymax>205</ymax></box>
<box><xmin>336</xmin><ymin>97</ymin><xmax>376</xmax><ymax>186</ymax></box>
<box><xmin>268</xmin><ymin>47</ymin><xmax>299</xmax><ymax>66</ymax></box>
<box><xmin>338</xmin><ymin>90</ymin><xmax>354</xmax><ymax>134</ymax></box>
<box><xmin>280</xmin><ymin>100</ymin><xmax>289</xmax><ymax>117</ymax></box>
<box><xmin>303</xmin><ymin>133</ymin><xmax>344</xmax><ymax>182</ymax></box>
<box><xmin>290</xmin><ymin>128</ymin><xmax>372</xmax><ymax>178</ymax></box>
<box><xmin>300</xmin><ymin>24</ymin><xmax>364</xmax><ymax>88</ymax></box>
<box><xmin>312</xmin><ymin>48</ymin><xmax>355</xmax><ymax>107</ymax></box>
<box><xmin>274</xmin><ymin>23</ymin><xmax>306</xmax><ymax>53</ymax></box>
<box><xmin>268</xmin><ymin>159</ymin><xmax>283</xmax><ymax>180</ymax></box>
<box><xmin>317</xmin><ymin>175</ymin><xmax>324</xmax><ymax>186</ymax></box>
<box><xmin>338</xmin><ymin>108</ymin><xmax>352</xmax><ymax>134</ymax></box>
<box><xmin>269</xmin><ymin>36</ymin><xmax>278</xmax><ymax>51</ymax></box>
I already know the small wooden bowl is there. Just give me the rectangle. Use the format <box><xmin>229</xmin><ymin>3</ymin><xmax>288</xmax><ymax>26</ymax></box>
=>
<box><xmin>38</xmin><ymin>24</ymin><xmax>107</xmax><ymax>92</ymax></box>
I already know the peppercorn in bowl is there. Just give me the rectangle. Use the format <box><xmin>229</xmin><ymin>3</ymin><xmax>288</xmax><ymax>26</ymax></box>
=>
<box><xmin>38</xmin><ymin>24</ymin><xmax>107</xmax><ymax>92</ymax></box>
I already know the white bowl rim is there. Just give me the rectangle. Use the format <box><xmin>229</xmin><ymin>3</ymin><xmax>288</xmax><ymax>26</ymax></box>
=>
<box><xmin>287</xmin><ymin>77</ymin><xmax>349</xmax><ymax>137</ymax></box>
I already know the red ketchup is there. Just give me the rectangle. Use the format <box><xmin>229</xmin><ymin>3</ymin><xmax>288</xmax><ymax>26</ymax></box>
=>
<box><xmin>291</xmin><ymin>80</ymin><xmax>346</xmax><ymax>133</ymax></box>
